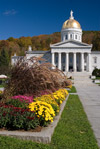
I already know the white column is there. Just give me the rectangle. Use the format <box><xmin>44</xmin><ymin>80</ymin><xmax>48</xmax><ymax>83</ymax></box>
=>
<box><xmin>65</xmin><ymin>53</ymin><xmax>69</xmax><ymax>72</ymax></box>
<box><xmin>86</xmin><ymin>53</ymin><xmax>88</xmax><ymax>71</ymax></box>
<box><xmin>73</xmin><ymin>52</ymin><xmax>76</xmax><ymax>72</ymax></box>
<box><xmin>52</xmin><ymin>52</ymin><xmax>55</xmax><ymax>68</ymax></box>
<box><xmin>68</xmin><ymin>33</ymin><xmax>70</xmax><ymax>40</ymax></box>
<box><xmin>58</xmin><ymin>52</ymin><xmax>61</xmax><ymax>70</ymax></box>
<box><xmin>87</xmin><ymin>53</ymin><xmax>91</xmax><ymax>72</ymax></box>
<box><xmin>81</xmin><ymin>52</ymin><xmax>84</xmax><ymax>72</ymax></box>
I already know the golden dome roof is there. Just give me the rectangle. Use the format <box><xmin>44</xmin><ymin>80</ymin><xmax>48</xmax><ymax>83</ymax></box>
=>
<box><xmin>62</xmin><ymin>10</ymin><xmax>81</xmax><ymax>29</ymax></box>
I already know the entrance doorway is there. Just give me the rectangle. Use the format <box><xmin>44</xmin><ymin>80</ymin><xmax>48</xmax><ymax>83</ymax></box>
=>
<box><xmin>69</xmin><ymin>53</ymin><xmax>73</xmax><ymax>72</ymax></box>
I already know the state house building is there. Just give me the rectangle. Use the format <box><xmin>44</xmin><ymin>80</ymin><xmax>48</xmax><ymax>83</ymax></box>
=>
<box><xmin>12</xmin><ymin>11</ymin><xmax>100</xmax><ymax>73</ymax></box>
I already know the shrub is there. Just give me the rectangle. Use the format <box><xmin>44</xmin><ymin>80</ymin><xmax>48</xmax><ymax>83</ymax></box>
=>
<box><xmin>4</xmin><ymin>57</ymin><xmax>67</xmax><ymax>99</ymax></box>
<box><xmin>0</xmin><ymin>91</ymin><xmax>3</xmax><ymax>94</ymax></box>
<box><xmin>11</xmin><ymin>95</ymin><xmax>33</xmax><ymax>103</ymax></box>
<box><xmin>98</xmin><ymin>69</ymin><xmax>100</xmax><ymax>77</ymax></box>
<box><xmin>0</xmin><ymin>103</ymin><xmax>39</xmax><ymax>130</ymax></box>
<box><xmin>0</xmin><ymin>88</ymin><xmax>69</xmax><ymax>130</ymax></box>
<box><xmin>29</xmin><ymin>89</ymin><xmax>68</xmax><ymax>126</ymax></box>
<box><xmin>0</xmin><ymin>90</ymin><xmax>4</xmax><ymax>101</ymax></box>
<box><xmin>92</xmin><ymin>68</ymin><xmax>100</xmax><ymax>77</ymax></box>
<box><xmin>53</xmin><ymin>89</ymin><xmax>68</xmax><ymax>105</ymax></box>
<box><xmin>28</xmin><ymin>101</ymin><xmax>55</xmax><ymax>126</ymax></box>
<box><xmin>34</xmin><ymin>94</ymin><xmax>59</xmax><ymax>115</ymax></box>
<box><xmin>33</xmin><ymin>89</ymin><xmax>68</xmax><ymax>114</ymax></box>
<box><xmin>6</xmin><ymin>98</ymin><xmax>28</xmax><ymax>109</ymax></box>
<box><xmin>64</xmin><ymin>79</ymin><xmax>72</xmax><ymax>87</ymax></box>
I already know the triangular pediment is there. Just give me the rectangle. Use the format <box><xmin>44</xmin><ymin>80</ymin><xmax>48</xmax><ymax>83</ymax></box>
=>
<box><xmin>50</xmin><ymin>40</ymin><xmax>92</xmax><ymax>48</ymax></box>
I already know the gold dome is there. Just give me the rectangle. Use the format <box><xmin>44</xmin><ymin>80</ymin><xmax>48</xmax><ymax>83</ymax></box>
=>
<box><xmin>62</xmin><ymin>11</ymin><xmax>81</xmax><ymax>29</ymax></box>
<box><xmin>62</xmin><ymin>19</ymin><xmax>81</xmax><ymax>29</ymax></box>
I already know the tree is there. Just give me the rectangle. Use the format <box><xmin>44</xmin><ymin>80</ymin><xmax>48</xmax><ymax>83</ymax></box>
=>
<box><xmin>92</xmin><ymin>36</ymin><xmax>100</xmax><ymax>51</ymax></box>
<box><xmin>0</xmin><ymin>49</ymin><xmax>10</xmax><ymax>67</ymax></box>
<box><xmin>7</xmin><ymin>37</ymin><xmax>15</xmax><ymax>42</ymax></box>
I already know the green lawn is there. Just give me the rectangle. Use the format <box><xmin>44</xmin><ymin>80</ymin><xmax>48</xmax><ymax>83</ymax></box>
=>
<box><xmin>0</xmin><ymin>84</ymin><xmax>5</xmax><ymax>88</ymax></box>
<box><xmin>0</xmin><ymin>95</ymin><xmax>99</xmax><ymax>149</ymax></box>
<box><xmin>68</xmin><ymin>86</ymin><xmax>77</xmax><ymax>93</ymax></box>
<box><xmin>92</xmin><ymin>77</ymin><xmax>100</xmax><ymax>80</ymax></box>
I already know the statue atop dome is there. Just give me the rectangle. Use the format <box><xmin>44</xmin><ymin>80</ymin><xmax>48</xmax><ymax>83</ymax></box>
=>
<box><xmin>62</xmin><ymin>10</ymin><xmax>81</xmax><ymax>29</ymax></box>
<box><xmin>70</xmin><ymin>10</ymin><xmax>74</xmax><ymax>19</ymax></box>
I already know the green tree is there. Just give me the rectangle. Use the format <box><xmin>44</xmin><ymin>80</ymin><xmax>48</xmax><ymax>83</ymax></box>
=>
<box><xmin>0</xmin><ymin>49</ymin><xmax>10</xmax><ymax>67</ymax></box>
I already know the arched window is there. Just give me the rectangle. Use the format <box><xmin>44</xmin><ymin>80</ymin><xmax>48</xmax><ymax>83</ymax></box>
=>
<box><xmin>75</xmin><ymin>35</ymin><xmax>77</xmax><ymax>39</ymax></box>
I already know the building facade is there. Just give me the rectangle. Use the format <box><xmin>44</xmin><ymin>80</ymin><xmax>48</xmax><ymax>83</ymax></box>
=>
<box><xmin>12</xmin><ymin>11</ymin><xmax>100</xmax><ymax>73</ymax></box>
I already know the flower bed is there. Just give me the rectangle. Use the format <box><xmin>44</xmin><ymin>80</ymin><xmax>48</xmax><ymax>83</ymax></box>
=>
<box><xmin>0</xmin><ymin>90</ymin><xmax>3</xmax><ymax>100</ymax></box>
<box><xmin>0</xmin><ymin>89</ymin><xmax>68</xmax><ymax>130</ymax></box>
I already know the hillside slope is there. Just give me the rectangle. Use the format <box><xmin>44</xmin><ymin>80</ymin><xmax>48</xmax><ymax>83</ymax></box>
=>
<box><xmin>0</xmin><ymin>31</ymin><xmax>100</xmax><ymax>58</ymax></box>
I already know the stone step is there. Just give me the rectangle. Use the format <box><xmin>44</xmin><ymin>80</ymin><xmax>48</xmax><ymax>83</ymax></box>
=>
<box><xmin>66</xmin><ymin>72</ymin><xmax>91</xmax><ymax>78</ymax></box>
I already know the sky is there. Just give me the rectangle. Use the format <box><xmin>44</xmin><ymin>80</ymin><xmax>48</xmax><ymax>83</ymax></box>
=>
<box><xmin>0</xmin><ymin>0</ymin><xmax>99</xmax><ymax>40</ymax></box>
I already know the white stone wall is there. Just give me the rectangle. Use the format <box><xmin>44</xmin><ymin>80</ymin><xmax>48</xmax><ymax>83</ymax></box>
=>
<box><xmin>11</xmin><ymin>57</ymin><xmax>19</xmax><ymax>65</ymax></box>
<box><xmin>91</xmin><ymin>53</ymin><xmax>100</xmax><ymax>72</ymax></box>
<box><xmin>61</xmin><ymin>28</ymin><xmax>82</xmax><ymax>42</ymax></box>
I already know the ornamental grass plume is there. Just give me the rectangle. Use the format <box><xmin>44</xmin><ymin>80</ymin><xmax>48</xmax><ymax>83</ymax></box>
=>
<box><xmin>4</xmin><ymin>57</ymin><xmax>68</xmax><ymax>99</ymax></box>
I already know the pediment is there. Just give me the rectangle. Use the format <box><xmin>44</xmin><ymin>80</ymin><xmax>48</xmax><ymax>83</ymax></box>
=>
<box><xmin>50</xmin><ymin>40</ymin><xmax>92</xmax><ymax>48</ymax></box>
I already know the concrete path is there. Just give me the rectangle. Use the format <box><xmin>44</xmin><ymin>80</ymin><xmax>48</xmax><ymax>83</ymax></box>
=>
<box><xmin>74</xmin><ymin>74</ymin><xmax>100</xmax><ymax>147</ymax></box>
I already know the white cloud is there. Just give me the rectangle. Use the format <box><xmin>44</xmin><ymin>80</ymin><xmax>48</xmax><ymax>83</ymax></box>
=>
<box><xmin>3</xmin><ymin>9</ymin><xmax>17</xmax><ymax>16</ymax></box>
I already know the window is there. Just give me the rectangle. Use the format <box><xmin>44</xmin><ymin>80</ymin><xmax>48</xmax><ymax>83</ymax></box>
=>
<box><xmin>84</xmin><ymin>66</ymin><xmax>86</xmax><ymax>71</ymax></box>
<box><xmin>94</xmin><ymin>57</ymin><xmax>97</xmax><ymax>63</ymax></box>
<box><xmin>70</xmin><ymin>34</ymin><xmax>72</xmax><ymax>39</ymax></box>
<box><xmin>94</xmin><ymin>67</ymin><xmax>97</xmax><ymax>69</ymax></box>
<box><xmin>75</xmin><ymin>35</ymin><xmax>77</xmax><ymax>39</ymax></box>
<box><xmin>65</xmin><ymin>35</ymin><xmax>68</xmax><ymax>40</ymax></box>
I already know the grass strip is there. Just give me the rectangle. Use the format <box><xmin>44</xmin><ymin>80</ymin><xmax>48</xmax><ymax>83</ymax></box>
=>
<box><xmin>96</xmin><ymin>77</ymin><xmax>100</xmax><ymax>80</ymax></box>
<box><xmin>68</xmin><ymin>86</ymin><xmax>77</xmax><ymax>93</ymax></box>
<box><xmin>51</xmin><ymin>95</ymin><xmax>99</xmax><ymax>149</ymax></box>
<box><xmin>0</xmin><ymin>136</ymin><xmax>50</xmax><ymax>149</ymax></box>
<box><xmin>0</xmin><ymin>95</ymin><xmax>99</xmax><ymax>149</ymax></box>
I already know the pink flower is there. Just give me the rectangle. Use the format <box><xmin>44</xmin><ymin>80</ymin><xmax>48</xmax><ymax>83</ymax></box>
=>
<box><xmin>12</xmin><ymin>95</ymin><xmax>33</xmax><ymax>103</ymax></box>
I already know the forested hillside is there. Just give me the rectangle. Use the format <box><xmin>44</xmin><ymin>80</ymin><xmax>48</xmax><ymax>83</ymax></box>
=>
<box><xmin>0</xmin><ymin>31</ymin><xmax>100</xmax><ymax>61</ymax></box>
<box><xmin>0</xmin><ymin>31</ymin><xmax>99</xmax><ymax>75</ymax></box>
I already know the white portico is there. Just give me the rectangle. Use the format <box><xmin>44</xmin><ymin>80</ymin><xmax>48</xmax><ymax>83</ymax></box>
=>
<box><xmin>50</xmin><ymin>11</ymin><xmax>92</xmax><ymax>72</ymax></box>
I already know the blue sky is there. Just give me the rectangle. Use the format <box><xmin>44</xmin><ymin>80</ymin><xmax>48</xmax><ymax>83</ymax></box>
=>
<box><xmin>0</xmin><ymin>0</ymin><xmax>99</xmax><ymax>40</ymax></box>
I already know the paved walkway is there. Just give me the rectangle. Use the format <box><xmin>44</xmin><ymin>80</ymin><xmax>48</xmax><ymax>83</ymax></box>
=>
<box><xmin>74</xmin><ymin>74</ymin><xmax>100</xmax><ymax>147</ymax></box>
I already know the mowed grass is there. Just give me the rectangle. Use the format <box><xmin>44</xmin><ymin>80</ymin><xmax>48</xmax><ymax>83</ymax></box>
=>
<box><xmin>0</xmin><ymin>84</ymin><xmax>4</xmax><ymax>88</ymax></box>
<box><xmin>51</xmin><ymin>95</ymin><xmax>99</xmax><ymax>149</ymax></box>
<box><xmin>68</xmin><ymin>86</ymin><xmax>77</xmax><ymax>93</ymax></box>
<box><xmin>96</xmin><ymin>77</ymin><xmax>100</xmax><ymax>80</ymax></box>
<box><xmin>0</xmin><ymin>95</ymin><xmax>99</xmax><ymax>149</ymax></box>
